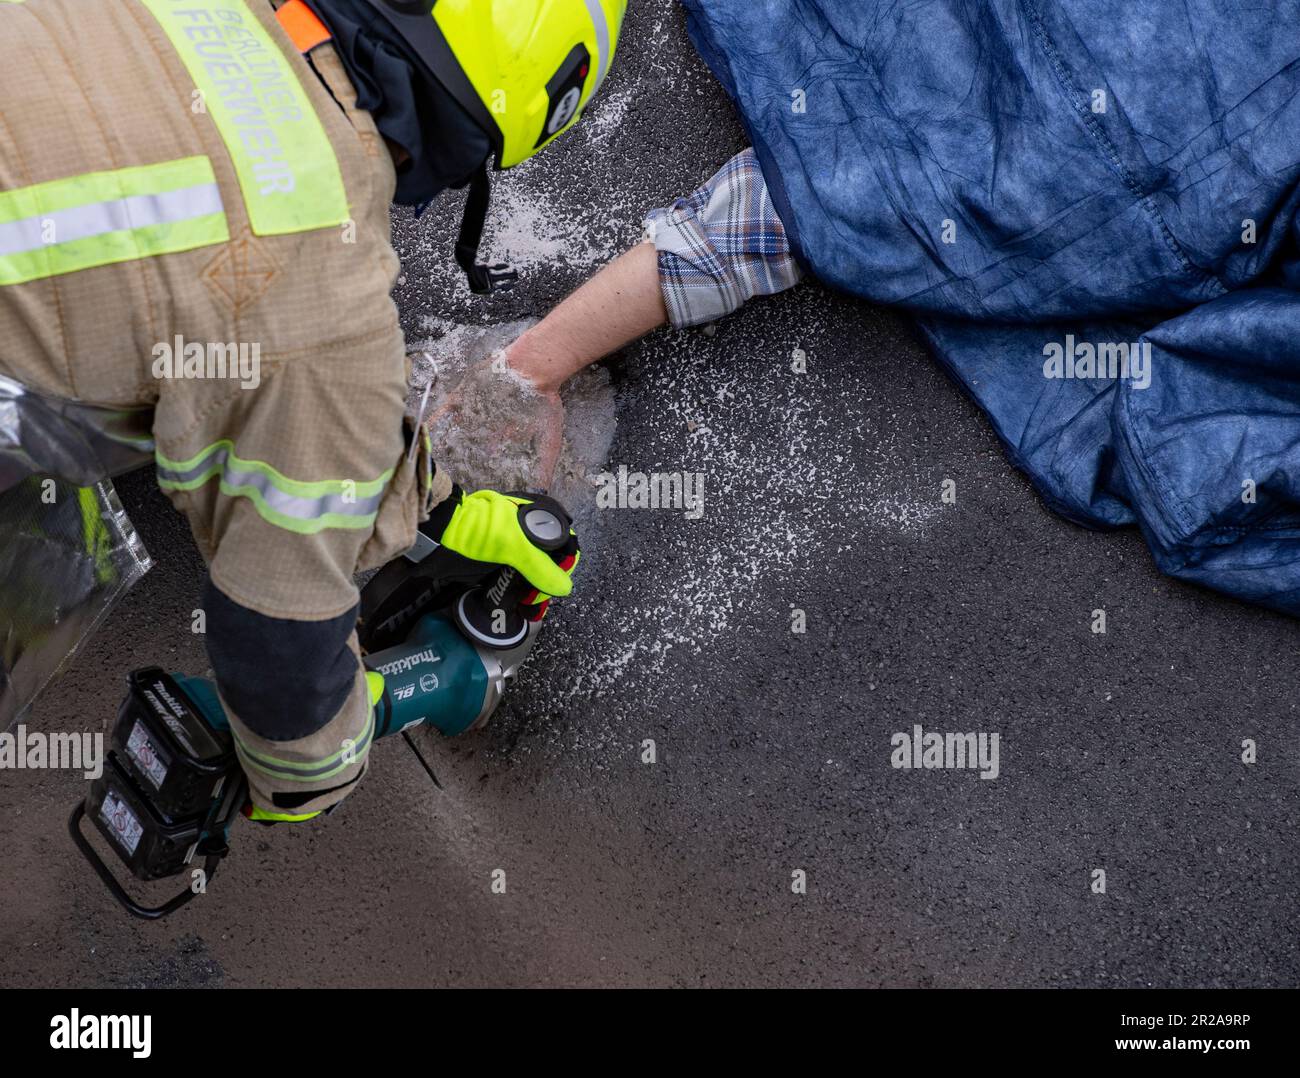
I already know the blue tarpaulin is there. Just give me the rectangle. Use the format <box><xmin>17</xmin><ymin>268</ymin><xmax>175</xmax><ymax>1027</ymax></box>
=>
<box><xmin>682</xmin><ymin>0</ymin><xmax>1300</xmax><ymax>616</ymax></box>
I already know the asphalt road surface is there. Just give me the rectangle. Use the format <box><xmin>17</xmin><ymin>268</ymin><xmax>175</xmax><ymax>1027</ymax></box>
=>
<box><xmin>1</xmin><ymin>0</ymin><xmax>1297</xmax><ymax>988</ymax></box>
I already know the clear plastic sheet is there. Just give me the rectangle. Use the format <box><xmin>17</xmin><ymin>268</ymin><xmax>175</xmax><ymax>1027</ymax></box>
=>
<box><xmin>0</xmin><ymin>374</ymin><xmax>154</xmax><ymax>729</ymax></box>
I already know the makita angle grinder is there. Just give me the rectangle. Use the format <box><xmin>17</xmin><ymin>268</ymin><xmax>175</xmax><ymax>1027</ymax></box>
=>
<box><xmin>68</xmin><ymin>496</ymin><xmax>573</xmax><ymax>920</ymax></box>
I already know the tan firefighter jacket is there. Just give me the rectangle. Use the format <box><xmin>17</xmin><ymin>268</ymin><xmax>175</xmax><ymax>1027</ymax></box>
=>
<box><xmin>0</xmin><ymin>0</ymin><xmax>452</xmax><ymax>813</ymax></box>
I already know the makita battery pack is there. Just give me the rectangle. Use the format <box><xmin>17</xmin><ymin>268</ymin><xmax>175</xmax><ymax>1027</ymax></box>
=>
<box><xmin>85</xmin><ymin>753</ymin><xmax>203</xmax><ymax>881</ymax></box>
<box><xmin>110</xmin><ymin>668</ymin><xmax>234</xmax><ymax>819</ymax></box>
<box><xmin>73</xmin><ymin>670</ymin><xmax>245</xmax><ymax>902</ymax></box>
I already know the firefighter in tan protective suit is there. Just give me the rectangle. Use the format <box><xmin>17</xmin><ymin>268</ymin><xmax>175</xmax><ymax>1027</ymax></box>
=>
<box><xmin>0</xmin><ymin>0</ymin><xmax>625</xmax><ymax>820</ymax></box>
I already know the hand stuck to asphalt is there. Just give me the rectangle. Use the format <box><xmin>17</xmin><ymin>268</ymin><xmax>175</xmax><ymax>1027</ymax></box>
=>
<box><xmin>408</xmin><ymin>320</ymin><xmax>616</xmax><ymax>514</ymax></box>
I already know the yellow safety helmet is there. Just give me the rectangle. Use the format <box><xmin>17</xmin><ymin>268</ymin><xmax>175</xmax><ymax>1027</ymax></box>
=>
<box><xmin>361</xmin><ymin>0</ymin><xmax>627</xmax><ymax>292</ymax></box>
<box><xmin>363</xmin><ymin>0</ymin><xmax>627</xmax><ymax>167</ymax></box>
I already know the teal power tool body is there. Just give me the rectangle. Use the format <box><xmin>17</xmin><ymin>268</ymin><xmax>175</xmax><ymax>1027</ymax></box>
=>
<box><xmin>69</xmin><ymin>499</ymin><xmax>571</xmax><ymax>919</ymax></box>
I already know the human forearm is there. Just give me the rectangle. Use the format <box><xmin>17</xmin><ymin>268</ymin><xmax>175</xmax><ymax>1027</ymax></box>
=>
<box><xmin>507</xmin><ymin>149</ymin><xmax>803</xmax><ymax>393</ymax></box>
<box><xmin>506</xmin><ymin>240</ymin><xmax>665</xmax><ymax>393</ymax></box>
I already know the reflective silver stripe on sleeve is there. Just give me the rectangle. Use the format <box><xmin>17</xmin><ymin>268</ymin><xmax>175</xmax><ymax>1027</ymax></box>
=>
<box><xmin>155</xmin><ymin>445</ymin><xmax>386</xmax><ymax>522</ymax></box>
<box><xmin>233</xmin><ymin>711</ymin><xmax>375</xmax><ymax>781</ymax></box>
<box><xmin>0</xmin><ymin>183</ymin><xmax>224</xmax><ymax>258</ymax></box>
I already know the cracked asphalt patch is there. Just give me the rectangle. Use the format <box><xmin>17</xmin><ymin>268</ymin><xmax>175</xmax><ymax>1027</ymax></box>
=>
<box><xmin>1</xmin><ymin>0</ymin><xmax>1297</xmax><ymax>988</ymax></box>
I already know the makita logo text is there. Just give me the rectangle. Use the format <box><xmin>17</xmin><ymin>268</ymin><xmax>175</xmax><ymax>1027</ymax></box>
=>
<box><xmin>375</xmin><ymin>648</ymin><xmax>441</xmax><ymax>676</ymax></box>
<box><xmin>486</xmin><ymin>569</ymin><xmax>516</xmax><ymax>608</ymax></box>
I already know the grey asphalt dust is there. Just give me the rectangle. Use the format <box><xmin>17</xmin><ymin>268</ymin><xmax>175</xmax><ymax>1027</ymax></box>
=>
<box><xmin>1</xmin><ymin>1</ymin><xmax>1297</xmax><ymax>988</ymax></box>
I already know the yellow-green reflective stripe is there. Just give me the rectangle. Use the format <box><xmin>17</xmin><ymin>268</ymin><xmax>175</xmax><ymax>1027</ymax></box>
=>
<box><xmin>0</xmin><ymin>157</ymin><xmax>228</xmax><ymax>286</ymax></box>
<box><xmin>137</xmin><ymin>0</ymin><xmax>350</xmax><ymax>237</ymax></box>
<box><xmin>247</xmin><ymin>805</ymin><xmax>320</xmax><ymax>823</ymax></box>
<box><xmin>233</xmin><ymin>709</ymin><xmax>374</xmax><ymax>781</ymax></box>
<box><xmin>155</xmin><ymin>441</ymin><xmax>392</xmax><ymax>535</ymax></box>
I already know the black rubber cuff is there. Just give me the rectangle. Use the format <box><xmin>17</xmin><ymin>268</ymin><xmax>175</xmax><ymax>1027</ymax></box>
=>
<box><xmin>419</xmin><ymin>483</ymin><xmax>463</xmax><ymax>542</ymax></box>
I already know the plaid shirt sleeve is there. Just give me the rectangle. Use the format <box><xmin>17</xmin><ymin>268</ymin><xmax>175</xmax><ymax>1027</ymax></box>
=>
<box><xmin>644</xmin><ymin>148</ymin><xmax>803</xmax><ymax>330</ymax></box>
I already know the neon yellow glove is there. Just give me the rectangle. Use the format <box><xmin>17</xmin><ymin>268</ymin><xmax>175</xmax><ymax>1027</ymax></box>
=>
<box><xmin>436</xmin><ymin>489</ymin><xmax>575</xmax><ymax>598</ymax></box>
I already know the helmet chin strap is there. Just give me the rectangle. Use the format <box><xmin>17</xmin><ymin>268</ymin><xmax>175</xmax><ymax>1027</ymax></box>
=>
<box><xmin>453</xmin><ymin>161</ymin><xmax>519</xmax><ymax>295</ymax></box>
